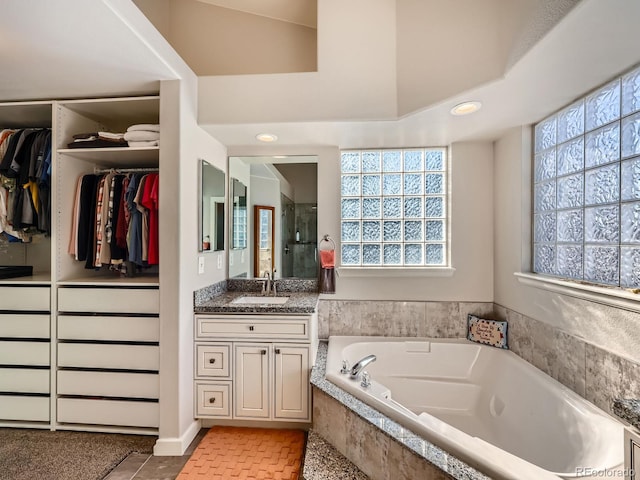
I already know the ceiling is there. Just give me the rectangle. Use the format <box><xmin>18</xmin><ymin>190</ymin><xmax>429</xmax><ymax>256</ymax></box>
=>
<box><xmin>193</xmin><ymin>0</ymin><xmax>317</xmax><ymax>28</ymax></box>
<box><xmin>0</xmin><ymin>0</ymin><xmax>190</xmax><ymax>102</ymax></box>
<box><xmin>1</xmin><ymin>0</ymin><xmax>639</xmax><ymax>152</ymax></box>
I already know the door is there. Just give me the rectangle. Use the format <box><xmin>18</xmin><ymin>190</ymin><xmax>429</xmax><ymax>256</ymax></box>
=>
<box><xmin>274</xmin><ymin>344</ymin><xmax>309</xmax><ymax>420</ymax></box>
<box><xmin>234</xmin><ymin>344</ymin><xmax>270</xmax><ymax>418</ymax></box>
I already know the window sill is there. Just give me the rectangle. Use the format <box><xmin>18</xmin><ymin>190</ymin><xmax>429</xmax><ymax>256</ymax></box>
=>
<box><xmin>514</xmin><ymin>272</ymin><xmax>640</xmax><ymax>313</ymax></box>
<box><xmin>337</xmin><ymin>267</ymin><xmax>456</xmax><ymax>278</ymax></box>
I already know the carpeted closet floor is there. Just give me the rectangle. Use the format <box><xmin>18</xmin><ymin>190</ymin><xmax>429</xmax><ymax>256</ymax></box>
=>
<box><xmin>0</xmin><ymin>428</ymin><xmax>156</xmax><ymax>480</ymax></box>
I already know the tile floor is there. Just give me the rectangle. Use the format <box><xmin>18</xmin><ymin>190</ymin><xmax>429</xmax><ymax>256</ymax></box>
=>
<box><xmin>104</xmin><ymin>428</ymin><xmax>369</xmax><ymax>480</ymax></box>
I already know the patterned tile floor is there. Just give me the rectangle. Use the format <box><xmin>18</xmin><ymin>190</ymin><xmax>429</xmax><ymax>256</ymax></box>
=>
<box><xmin>105</xmin><ymin>428</ymin><xmax>368</xmax><ymax>480</ymax></box>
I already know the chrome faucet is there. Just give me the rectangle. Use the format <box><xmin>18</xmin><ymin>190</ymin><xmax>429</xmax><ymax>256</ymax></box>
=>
<box><xmin>350</xmin><ymin>354</ymin><xmax>377</xmax><ymax>378</ymax></box>
<box><xmin>261</xmin><ymin>271</ymin><xmax>271</xmax><ymax>296</ymax></box>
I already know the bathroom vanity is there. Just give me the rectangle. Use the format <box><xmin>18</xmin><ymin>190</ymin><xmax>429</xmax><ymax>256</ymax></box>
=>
<box><xmin>193</xmin><ymin>285</ymin><xmax>318</xmax><ymax>424</ymax></box>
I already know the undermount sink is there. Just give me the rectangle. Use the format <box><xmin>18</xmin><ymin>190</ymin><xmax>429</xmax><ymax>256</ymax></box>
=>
<box><xmin>231</xmin><ymin>296</ymin><xmax>290</xmax><ymax>305</ymax></box>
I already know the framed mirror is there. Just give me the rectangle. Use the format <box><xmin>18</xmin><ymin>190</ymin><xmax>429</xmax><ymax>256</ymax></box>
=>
<box><xmin>231</xmin><ymin>178</ymin><xmax>248</xmax><ymax>249</ymax></box>
<box><xmin>228</xmin><ymin>156</ymin><xmax>317</xmax><ymax>279</ymax></box>
<box><xmin>254</xmin><ymin>205</ymin><xmax>275</xmax><ymax>277</ymax></box>
<box><xmin>199</xmin><ymin>159</ymin><xmax>225</xmax><ymax>252</ymax></box>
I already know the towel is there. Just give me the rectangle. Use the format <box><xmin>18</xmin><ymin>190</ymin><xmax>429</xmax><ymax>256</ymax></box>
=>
<box><xmin>127</xmin><ymin>140</ymin><xmax>159</xmax><ymax>148</ymax></box>
<box><xmin>320</xmin><ymin>250</ymin><xmax>335</xmax><ymax>268</ymax></box>
<box><xmin>127</xmin><ymin>124</ymin><xmax>160</xmax><ymax>133</ymax></box>
<box><xmin>98</xmin><ymin>131</ymin><xmax>125</xmax><ymax>141</ymax></box>
<box><xmin>318</xmin><ymin>248</ymin><xmax>336</xmax><ymax>294</ymax></box>
<box><xmin>124</xmin><ymin>130</ymin><xmax>160</xmax><ymax>142</ymax></box>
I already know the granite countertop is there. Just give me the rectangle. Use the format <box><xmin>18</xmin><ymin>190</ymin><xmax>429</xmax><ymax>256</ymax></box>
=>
<box><xmin>194</xmin><ymin>291</ymin><xmax>319</xmax><ymax>314</ymax></box>
<box><xmin>310</xmin><ymin>341</ymin><xmax>489</xmax><ymax>480</ymax></box>
<box><xmin>613</xmin><ymin>398</ymin><xmax>640</xmax><ymax>430</ymax></box>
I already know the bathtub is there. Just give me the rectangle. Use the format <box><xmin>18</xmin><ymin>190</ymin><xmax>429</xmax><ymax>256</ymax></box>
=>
<box><xmin>325</xmin><ymin>336</ymin><xmax>624</xmax><ymax>480</ymax></box>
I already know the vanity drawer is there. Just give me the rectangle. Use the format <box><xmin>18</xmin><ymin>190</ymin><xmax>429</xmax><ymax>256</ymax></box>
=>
<box><xmin>58</xmin><ymin>370</ymin><xmax>159</xmax><ymax>399</ymax></box>
<box><xmin>195</xmin><ymin>381</ymin><xmax>231</xmax><ymax>418</ymax></box>
<box><xmin>58</xmin><ymin>287</ymin><xmax>159</xmax><ymax>314</ymax></box>
<box><xmin>0</xmin><ymin>395</ymin><xmax>49</xmax><ymax>422</ymax></box>
<box><xmin>0</xmin><ymin>341</ymin><xmax>49</xmax><ymax>366</ymax></box>
<box><xmin>58</xmin><ymin>343</ymin><xmax>159</xmax><ymax>371</ymax></box>
<box><xmin>0</xmin><ymin>314</ymin><xmax>49</xmax><ymax>338</ymax></box>
<box><xmin>0</xmin><ymin>286</ymin><xmax>50</xmax><ymax>311</ymax></box>
<box><xmin>196</xmin><ymin>315</ymin><xmax>309</xmax><ymax>340</ymax></box>
<box><xmin>58</xmin><ymin>315</ymin><xmax>159</xmax><ymax>342</ymax></box>
<box><xmin>196</xmin><ymin>343</ymin><xmax>231</xmax><ymax>378</ymax></box>
<box><xmin>0</xmin><ymin>368</ymin><xmax>50</xmax><ymax>393</ymax></box>
<box><xmin>57</xmin><ymin>398</ymin><xmax>159</xmax><ymax>428</ymax></box>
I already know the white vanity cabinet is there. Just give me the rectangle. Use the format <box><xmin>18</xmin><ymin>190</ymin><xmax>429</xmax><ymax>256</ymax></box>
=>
<box><xmin>194</xmin><ymin>313</ymin><xmax>316</xmax><ymax>423</ymax></box>
<box><xmin>625</xmin><ymin>428</ymin><xmax>640</xmax><ymax>479</ymax></box>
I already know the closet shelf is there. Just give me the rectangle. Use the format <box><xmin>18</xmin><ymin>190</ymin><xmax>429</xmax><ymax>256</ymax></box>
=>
<box><xmin>0</xmin><ymin>273</ymin><xmax>52</xmax><ymax>285</ymax></box>
<box><xmin>56</xmin><ymin>147</ymin><xmax>159</xmax><ymax>164</ymax></box>
<box><xmin>56</xmin><ymin>275</ymin><xmax>159</xmax><ymax>287</ymax></box>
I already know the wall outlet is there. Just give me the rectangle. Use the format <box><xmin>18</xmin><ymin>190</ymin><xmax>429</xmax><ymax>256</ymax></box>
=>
<box><xmin>217</xmin><ymin>254</ymin><xmax>222</xmax><ymax>270</ymax></box>
<box><xmin>198</xmin><ymin>256</ymin><xmax>205</xmax><ymax>274</ymax></box>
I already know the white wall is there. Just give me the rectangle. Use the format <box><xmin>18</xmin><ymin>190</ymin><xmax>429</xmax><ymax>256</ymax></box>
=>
<box><xmin>156</xmin><ymin>77</ymin><xmax>228</xmax><ymax>456</ymax></box>
<box><xmin>493</xmin><ymin>127</ymin><xmax>640</xmax><ymax>364</ymax></box>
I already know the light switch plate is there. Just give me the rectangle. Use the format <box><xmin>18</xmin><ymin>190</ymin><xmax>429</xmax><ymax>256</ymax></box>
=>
<box><xmin>198</xmin><ymin>256</ymin><xmax>205</xmax><ymax>274</ymax></box>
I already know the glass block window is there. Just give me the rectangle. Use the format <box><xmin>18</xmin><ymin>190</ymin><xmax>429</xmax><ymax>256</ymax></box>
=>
<box><xmin>533</xmin><ymin>64</ymin><xmax>640</xmax><ymax>288</ymax></box>
<box><xmin>340</xmin><ymin>148</ymin><xmax>448</xmax><ymax>267</ymax></box>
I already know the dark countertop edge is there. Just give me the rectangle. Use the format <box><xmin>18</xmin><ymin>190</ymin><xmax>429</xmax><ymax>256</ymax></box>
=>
<box><xmin>310</xmin><ymin>341</ymin><xmax>490</xmax><ymax>480</ymax></box>
<box><xmin>613</xmin><ymin>398</ymin><xmax>640</xmax><ymax>430</ymax></box>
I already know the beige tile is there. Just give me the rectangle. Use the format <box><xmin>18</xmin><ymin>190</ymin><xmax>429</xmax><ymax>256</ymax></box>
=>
<box><xmin>327</xmin><ymin>301</ymin><xmax>364</xmax><ymax>337</ymax></box>
<box><xmin>358</xmin><ymin>301</ymin><xmax>425</xmax><ymax>337</ymax></box>
<box><xmin>425</xmin><ymin>302</ymin><xmax>461</xmax><ymax>338</ymax></box>
<box><xmin>586</xmin><ymin>343</ymin><xmax>624</xmax><ymax>414</ymax></box>
<box><xmin>312</xmin><ymin>388</ymin><xmax>348</xmax><ymax>456</ymax></box>
<box><xmin>506</xmin><ymin>311</ymin><xmax>533</xmax><ymax>363</ymax></box>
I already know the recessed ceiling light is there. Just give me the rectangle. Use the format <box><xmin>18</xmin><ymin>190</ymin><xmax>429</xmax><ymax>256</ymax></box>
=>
<box><xmin>450</xmin><ymin>101</ymin><xmax>482</xmax><ymax>116</ymax></box>
<box><xmin>273</xmin><ymin>155</ymin><xmax>287</xmax><ymax>159</ymax></box>
<box><xmin>256</xmin><ymin>133</ymin><xmax>278</xmax><ymax>142</ymax></box>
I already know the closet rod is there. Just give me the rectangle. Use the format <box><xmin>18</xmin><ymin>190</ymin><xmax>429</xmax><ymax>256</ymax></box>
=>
<box><xmin>93</xmin><ymin>167</ymin><xmax>159</xmax><ymax>174</ymax></box>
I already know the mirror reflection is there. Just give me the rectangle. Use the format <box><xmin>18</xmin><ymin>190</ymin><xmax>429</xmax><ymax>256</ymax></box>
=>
<box><xmin>231</xmin><ymin>178</ymin><xmax>248</xmax><ymax>250</ymax></box>
<box><xmin>228</xmin><ymin>156</ymin><xmax>317</xmax><ymax>279</ymax></box>
<box><xmin>199</xmin><ymin>159</ymin><xmax>225</xmax><ymax>252</ymax></box>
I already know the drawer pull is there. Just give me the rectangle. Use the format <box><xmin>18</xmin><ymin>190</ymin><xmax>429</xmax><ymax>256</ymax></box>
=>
<box><xmin>209</xmin><ymin>397</ymin><xmax>216</xmax><ymax>404</ymax></box>
<box><xmin>209</xmin><ymin>358</ymin><xmax>216</xmax><ymax>364</ymax></box>
<box><xmin>261</xmin><ymin>349</ymin><xmax>266</xmax><ymax>355</ymax></box>
<box><xmin>249</xmin><ymin>326</ymin><xmax>254</xmax><ymax>331</ymax></box>
<box><xmin>275</xmin><ymin>348</ymin><xmax>281</xmax><ymax>354</ymax></box>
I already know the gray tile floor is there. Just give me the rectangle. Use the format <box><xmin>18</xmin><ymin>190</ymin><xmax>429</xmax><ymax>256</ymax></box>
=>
<box><xmin>105</xmin><ymin>428</ymin><xmax>368</xmax><ymax>480</ymax></box>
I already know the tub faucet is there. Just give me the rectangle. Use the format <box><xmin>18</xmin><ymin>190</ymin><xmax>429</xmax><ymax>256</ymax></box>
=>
<box><xmin>350</xmin><ymin>354</ymin><xmax>376</xmax><ymax>378</ymax></box>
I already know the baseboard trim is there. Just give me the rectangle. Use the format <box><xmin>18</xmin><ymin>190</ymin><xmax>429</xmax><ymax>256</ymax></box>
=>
<box><xmin>153</xmin><ymin>419</ymin><xmax>201</xmax><ymax>456</ymax></box>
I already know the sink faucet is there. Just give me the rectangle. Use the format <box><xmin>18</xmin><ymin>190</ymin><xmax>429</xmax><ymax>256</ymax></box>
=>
<box><xmin>350</xmin><ymin>354</ymin><xmax>376</xmax><ymax>378</ymax></box>
<box><xmin>262</xmin><ymin>271</ymin><xmax>271</xmax><ymax>296</ymax></box>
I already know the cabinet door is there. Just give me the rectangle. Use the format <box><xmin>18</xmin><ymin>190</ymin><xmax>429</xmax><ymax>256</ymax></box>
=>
<box><xmin>274</xmin><ymin>344</ymin><xmax>309</xmax><ymax>420</ymax></box>
<box><xmin>234</xmin><ymin>344</ymin><xmax>270</xmax><ymax>418</ymax></box>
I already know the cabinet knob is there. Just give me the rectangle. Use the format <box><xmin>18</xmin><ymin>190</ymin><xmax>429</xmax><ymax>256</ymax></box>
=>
<box><xmin>261</xmin><ymin>349</ymin><xmax>267</xmax><ymax>355</ymax></box>
<box><xmin>209</xmin><ymin>397</ymin><xmax>216</xmax><ymax>404</ymax></box>
<box><xmin>209</xmin><ymin>358</ymin><xmax>216</xmax><ymax>364</ymax></box>
<box><xmin>249</xmin><ymin>325</ymin><xmax>254</xmax><ymax>331</ymax></box>
<box><xmin>275</xmin><ymin>348</ymin><xmax>281</xmax><ymax>354</ymax></box>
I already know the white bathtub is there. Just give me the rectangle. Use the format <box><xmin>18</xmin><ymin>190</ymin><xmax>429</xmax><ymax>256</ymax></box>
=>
<box><xmin>326</xmin><ymin>336</ymin><xmax>624</xmax><ymax>480</ymax></box>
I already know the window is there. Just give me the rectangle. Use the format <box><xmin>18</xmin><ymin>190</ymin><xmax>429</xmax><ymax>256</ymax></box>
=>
<box><xmin>340</xmin><ymin>148</ymin><xmax>448</xmax><ymax>267</ymax></box>
<box><xmin>533</xmin><ymin>64</ymin><xmax>640</xmax><ymax>288</ymax></box>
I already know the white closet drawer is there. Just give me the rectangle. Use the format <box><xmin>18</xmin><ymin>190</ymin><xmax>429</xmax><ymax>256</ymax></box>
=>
<box><xmin>58</xmin><ymin>315</ymin><xmax>159</xmax><ymax>342</ymax></box>
<box><xmin>0</xmin><ymin>314</ymin><xmax>49</xmax><ymax>338</ymax></box>
<box><xmin>195</xmin><ymin>381</ymin><xmax>231</xmax><ymax>418</ymax></box>
<box><xmin>58</xmin><ymin>344</ymin><xmax>159</xmax><ymax>371</ymax></box>
<box><xmin>58</xmin><ymin>288</ymin><xmax>159</xmax><ymax>314</ymax></box>
<box><xmin>57</xmin><ymin>398</ymin><xmax>159</xmax><ymax>428</ymax></box>
<box><xmin>195</xmin><ymin>344</ymin><xmax>231</xmax><ymax>378</ymax></box>
<box><xmin>58</xmin><ymin>370</ymin><xmax>158</xmax><ymax>399</ymax></box>
<box><xmin>0</xmin><ymin>368</ymin><xmax>50</xmax><ymax>393</ymax></box>
<box><xmin>0</xmin><ymin>341</ymin><xmax>49</xmax><ymax>366</ymax></box>
<box><xmin>0</xmin><ymin>287</ymin><xmax>50</xmax><ymax>311</ymax></box>
<box><xmin>196</xmin><ymin>316</ymin><xmax>309</xmax><ymax>340</ymax></box>
<box><xmin>0</xmin><ymin>395</ymin><xmax>49</xmax><ymax>422</ymax></box>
